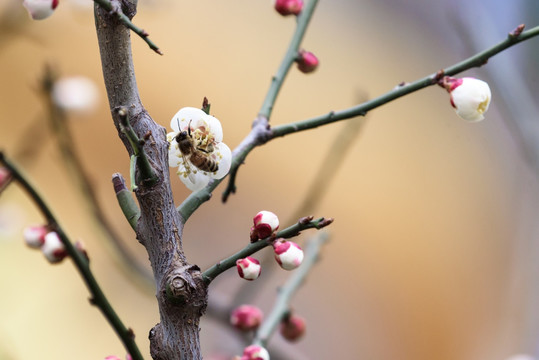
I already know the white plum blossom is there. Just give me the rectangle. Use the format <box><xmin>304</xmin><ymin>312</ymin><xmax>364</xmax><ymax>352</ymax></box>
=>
<box><xmin>23</xmin><ymin>225</ymin><xmax>48</xmax><ymax>248</ymax></box>
<box><xmin>52</xmin><ymin>76</ymin><xmax>99</xmax><ymax>114</ymax></box>
<box><xmin>441</xmin><ymin>76</ymin><xmax>491</xmax><ymax>122</ymax></box>
<box><xmin>167</xmin><ymin>107</ymin><xmax>232</xmax><ymax>191</ymax></box>
<box><xmin>23</xmin><ymin>0</ymin><xmax>58</xmax><ymax>20</ymax></box>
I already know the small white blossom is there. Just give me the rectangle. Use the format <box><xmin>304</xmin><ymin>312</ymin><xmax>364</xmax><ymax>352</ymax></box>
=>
<box><xmin>442</xmin><ymin>77</ymin><xmax>491</xmax><ymax>122</ymax></box>
<box><xmin>52</xmin><ymin>76</ymin><xmax>99</xmax><ymax>114</ymax></box>
<box><xmin>23</xmin><ymin>0</ymin><xmax>58</xmax><ymax>20</ymax></box>
<box><xmin>23</xmin><ymin>225</ymin><xmax>48</xmax><ymax>248</ymax></box>
<box><xmin>167</xmin><ymin>107</ymin><xmax>232</xmax><ymax>191</ymax></box>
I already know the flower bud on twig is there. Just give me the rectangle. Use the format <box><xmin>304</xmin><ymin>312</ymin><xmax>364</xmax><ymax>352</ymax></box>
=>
<box><xmin>242</xmin><ymin>345</ymin><xmax>270</xmax><ymax>360</ymax></box>
<box><xmin>236</xmin><ymin>257</ymin><xmax>262</xmax><ymax>280</ymax></box>
<box><xmin>23</xmin><ymin>225</ymin><xmax>48</xmax><ymax>248</ymax></box>
<box><xmin>230</xmin><ymin>304</ymin><xmax>264</xmax><ymax>331</ymax></box>
<box><xmin>274</xmin><ymin>0</ymin><xmax>303</xmax><ymax>16</ymax></box>
<box><xmin>250</xmin><ymin>210</ymin><xmax>279</xmax><ymax>241</ymax></box>
<box><xmin>273</xmin><ymin>240</ymin><xmax>304</xmax><ymax>270</ymax></box>
<box><xmin>439</xmin><ymin>76</ymin><xmax>491</xmax><ymax>122</ymax></box>
<box><xmin>296</xmin><ymin>50</ymin><xmax>319</xmax><ymax>74</ymax></box>
<box><xmin>280</xmin><ymin>313</ymin><xmax>306</xmax><ymax>341</ymax></box>
<box><xmin>42</xmin><ymin>231</ymin><xmax>67</xmax><ymax>264</ymax></box>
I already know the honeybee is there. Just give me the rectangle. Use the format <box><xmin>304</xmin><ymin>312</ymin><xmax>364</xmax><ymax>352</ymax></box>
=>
<box><xmin>175</xmin><ymin>122</ymin><xmax>219</xmax><ymax>173</ymax></box>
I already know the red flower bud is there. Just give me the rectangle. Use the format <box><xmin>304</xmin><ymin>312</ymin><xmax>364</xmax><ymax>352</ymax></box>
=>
<box><xmin>296</xmin><ymin>50</ymin><xmax>319</xmax><ymax>74</ymax></box>
<box><xmin>274</xmin><ymin>0</ymin><xmax>303</xmax><ymax>16</ymax></box>
<box><xmin>280</xmin><ymin>314</ymin><xmax>306</xmax><ymax>341</ymax></box>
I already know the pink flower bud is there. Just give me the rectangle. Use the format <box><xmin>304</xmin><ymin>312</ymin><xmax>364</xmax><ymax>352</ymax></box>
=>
<box><xmin>296</xmin><ymin>50</ymin><xmax>319</xmax><ymax>74</ymax></box>
<box><xmin>23</xmin><ymin>0</ymin><xmax>59</xmax><ymax>20</ymax></box>
<box><xmin>23</xmin><ymin>225</ymin><xmax>48</xmax><ymax>248</ymax></box>
<box><xmin>236</xmin><ymin>257</ymin><xmax>261</xmax><ymax>280</ymax></box>
<box><xmin>104</xmin><ymin>357</ymin><xmax>121</xmax><ymax>360</ymax></box>
<box><xmin>280</xmin><ymin>314</ymin><xmax>306</xmax><ymax>341</ymax></box>
<box><xmin>42</xmin><ymin>231</ymin><xmax>67</xmax><ymax>263</ymax></box>
<box><xmin>440</xmin><ymin>76</ymin><xmax>491</xmax><ymax>122</ymax></box>
<box><xmin>273</xmin><ymin>240</ymin><xmax>304</xmax><ymax>270</ymax></box>
<box><xmin>230</xmin><ymin>305</ymin><xmax>264</xmax><ymax>331</ymax></box>
<box><xmin>243</xmin><ymin>345</ymin><xmax>270</xmax><ymax>360</ymax></box>
<box><xmin>274</xmin><ymin>0</ymin><xmax>303</xmax><ymax>16</ymax></box>
<box><xmin>250</xmin><ymin>210</ymin><xmax>279</xmax><ymax>241</ymax></box>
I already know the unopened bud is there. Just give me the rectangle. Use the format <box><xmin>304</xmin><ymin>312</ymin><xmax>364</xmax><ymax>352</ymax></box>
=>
<box><xmin>23</xmin><ymin>225</ymin><xmax>48</xmax><ymax>248</ymax></box>
<box><xmin>280</xmin><ymin>314</ymin><xmax>306</xmax><ymax>341</ymax></box>
<box><xmin>230</xmin><ymin>305</ymin><xmax>263</xmax><ymax>331</ymax></box>
<box><xmin>250</xmin><ymin>210</ymin><xmax>279</xmax><ymax>241</ymax></box>
<box><xmin>273</xmin><ymin>240</ymin><xmax>304</xmax><ymax>270</ymax></box>
<box><xmin>243</xmin><ymin>345</ymin><xmax>270</xmax><ymax>360</ymax></box>
<box><xmin>236</xmin><ymin>257</ymin><xmax>261</xmax><ymax>281</ymax></box>
<box><xmin>440</xmin><ymin>76</ymin><xmax>491</xmax><ymax>122</ymax></box>
<box><xmin>42</xmin><ymin>231</ymin><xmax>67</xmax><ymax>263</ymax></box>
<box><xmin>274</xmin><ymin>0</ymin><xmax>303</xmax><ymax>16</ymax></box>
<box><xmin>23</xmin><ymin>0</ymin><xmax>59</xmax><ymax>20</ymax></box>
<box><xmin>296</xmin><ymin>50</ymin><xmax>319</xmax><ymax>74</ymax></box>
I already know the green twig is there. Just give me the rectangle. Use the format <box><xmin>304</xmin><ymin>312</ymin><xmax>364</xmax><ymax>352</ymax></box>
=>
<box><xmin>93</xmin><ymin>0</ymin><xmax>163</xmax><ymax>55</ymax></box>
<box><xmin>253</xmin><ymin>232</ymin><xmax>330</xmax><ymax>348</ymax></box>
<box><xmin>117</xmin><ymin>107</ymin><xmax>158</xmax><ymax>188</ymax></box>
<box><xmin>271</xmin><ymin>24</ymin><xmax>539</xmax><ymax>137</ymax></box>
<box><xmin>0</xmin><ymin>152</ymin><xmax>143</xmax><ymax>360</ymax></box>
<box><xmin>113</xmin><ymin>173</ymin><xmax>141</xmax><ymax>230</ymax></box>
<box><xmin>259</xmin><ymin>0</ymin><xmax>320</xmax><ymax>119</ymax></box>
<box><xmin>202</xmin><ymin>216</ymin><xmax>333</xmax><ymax>284</ymax></box>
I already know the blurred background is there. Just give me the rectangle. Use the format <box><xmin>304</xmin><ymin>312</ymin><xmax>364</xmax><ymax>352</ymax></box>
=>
<box><xmin>1</xmin><ymin>0</ymin><xmax>539</xmax><ymax>359</ymax></box>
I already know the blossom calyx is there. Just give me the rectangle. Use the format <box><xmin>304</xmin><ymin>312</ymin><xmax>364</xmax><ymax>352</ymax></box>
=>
<box><xmin>273</xmin><ymin>240</ymin><xmax>304</xmax><ymax>270</ymax></box>
<box><xmin>274</xmin><ymin>0</ymin><xmax>303</xmax><ymax>16</ymax></box>
<box><xmin>41</xmin><ymin>231</ymin><xmax>67</xmax><ymax>264</ymax></box>
<box><xmin>23</xmin><ymin>0</ymin><xmax>59</xmax><ymax>20</ymax></box>
<box><xmin>296</xmin><ymin>50</ymin><xmax>319</xmax><ymax>74</ymax></box>
<box><xmin>242</xmin><ymin>345</ymin><xmax>270</xmax><ymax>360</ymax></box>
<box><xmin>23</xmin><ymin>225</ymin><xmax>48</xmax><ymax>248</ymax></box>
<box><xmin>236</xmin><ymin>257</ymin><xmax>261</xmax><ymax>280</ymax></box>
<box><xmin>250</xmin><ymin>210</ymin><xmax>279</xmax><ymax>241</ymax></box>
<box><xmin>280</xmin><ymin>314</ymin><xmax>306</xmax><ymax>341</ymax></box>
<box><xmin>440</xmin><ymin>76</ymin><xmax>491</xmax><ymax>122</ymax></box>
<box><xmin>230</xmin><ymin>305</ymin><xmax>263</xmax><ymax>331</ymax></box>
<box><xmin>167</xmin><ymin>107</ymin><xmax>232</xmax><ymax>191</ymax></box>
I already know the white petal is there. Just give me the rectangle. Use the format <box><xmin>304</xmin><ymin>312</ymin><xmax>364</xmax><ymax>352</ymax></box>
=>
<box><xmin>170</xmin><ymin>107</ymin><xmax>207</xmax><ymax>132</ymax></box>
<box><xmin>211</xmin><ymin>142</ymin><xmax>232</xmax><ymax>179</ymax></box>
<box><xmin>205</xmin><ymin>115</ymin><xmax>223</xmax><ymax>142</ymax></box>
<box><xmin>177</xmin><ymin>162</ymin><xmax>211</xmax><ymax>191</ymax></box>
<box><xmin>451</xmin><ymin>78</ymin><xmax>491</xmax><ymax>122</ymax></box>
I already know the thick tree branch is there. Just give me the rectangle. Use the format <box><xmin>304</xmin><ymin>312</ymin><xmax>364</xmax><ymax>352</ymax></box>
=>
<box><xmin>95</xmin><ymin>5</ymin><xmax>207</xmax><ymax>360</ymax></box>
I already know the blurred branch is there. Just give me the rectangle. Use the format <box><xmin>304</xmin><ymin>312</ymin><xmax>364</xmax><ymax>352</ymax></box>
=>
<box><xmin>0</xmin><ymin>152</ymin><xmax>143</xmax><ymax>360</ymax></box>
<box><xmin>93</xmin><ymin>0</ymin><xmax>163</xmax><ymax>55</ymax></box>
<box><xmin>253</xmin><ymin>232</ymin><xmax>329</xmax><ymax>348</ymax></box>
<box><xmin>202</xmin><ymin>216</ymin><xmax>333</xmax><ymax>284</ymax></box>
<box><xmin>259</xmin><ymin>0</ymin><xmax>320</xmax><ymax>120</ymax></box>
<box><xmin>38</xmin><ymin>66</ymin><xmax>154</xmax><ymax>289</ymax></box>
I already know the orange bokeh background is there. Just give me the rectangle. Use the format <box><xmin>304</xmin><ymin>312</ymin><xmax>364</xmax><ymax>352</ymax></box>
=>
<box><xmin>1</xmin><ymin>1</ymin><xmax>538</xmax><ymax>359</ymax></box>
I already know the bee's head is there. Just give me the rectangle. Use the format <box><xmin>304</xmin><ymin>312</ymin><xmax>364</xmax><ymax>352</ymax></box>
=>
<box><xmin>175</xmin><ymin>130</ymin><xmax>189</xmax><ymax>142</ymax></box>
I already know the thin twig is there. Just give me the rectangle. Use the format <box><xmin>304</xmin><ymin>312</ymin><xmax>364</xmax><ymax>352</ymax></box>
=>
<box><xmin>113</xmin><ymin>173</ymin><xmax>141</xmax><ymax>230</ymax></box>
<box><xmin>179</xmin><ymin>23</ymin><xmax>539</xmax><ymax>219</ymax></box>
<box><xmin>253</xmin><ymin>232</ymin><xmax>330</xmax><ymax>348</ymax></box>
<box><xmin>0</xmin><ymin>152</ymin><xmax>144</xmax><ymax>360</ymax></box>
<box><xmin>93</xmin><ymin>0</ymin><xmax>163</xmax><ymax>55</ymax></box>
<box><xmin>202</xmin><ymin>216</ymin><xmax>333</xmax><ymax>284</ymax></box>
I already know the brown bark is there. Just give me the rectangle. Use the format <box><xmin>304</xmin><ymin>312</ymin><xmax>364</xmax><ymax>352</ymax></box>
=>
<box><xmin>94</xmin><ymin>3</ymin><xmax>207</xmax><ymax>359</ymax></box>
